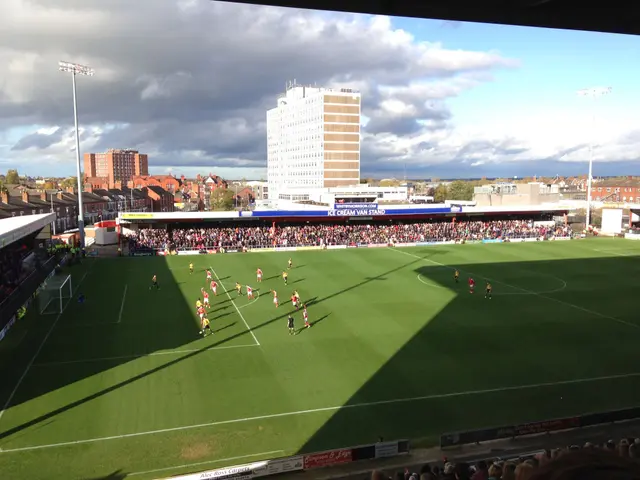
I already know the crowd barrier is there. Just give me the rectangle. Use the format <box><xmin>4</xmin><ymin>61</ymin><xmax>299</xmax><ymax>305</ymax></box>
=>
<box><xmin>128</xmin><ymin>235</ymin><xmax>575</xmax><ymax>256</ymax></box>
<box><xmin>625</xmin><ymin>232</ymin><xmax>640</xmax><ymax>240</ymax></box>
<box><xmin>167</xmin><ymin>439</ymin><xmax>409</xmax><ymax>480</ymax></box>
<box><xmin>440</xmin><ymin>406</ymin><xmax>640</xmax><ymax>448</ymax></box>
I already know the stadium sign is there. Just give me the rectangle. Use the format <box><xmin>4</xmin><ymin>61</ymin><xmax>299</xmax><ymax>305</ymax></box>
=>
<box><xmin>328</xmin><ymin>208</ymin><xmax>386</xmax><ymax>217</ymax></box>
<box><xmin>334</xmin><ymin>203</ymin><xmax>378</xmax><ymax>210</ymax></box>
<box><xmin>168</xmin><ymin>456</ymin><xmax>303</xmax><ymax>480</ymax></box>
<box><xmin>121</xmin><ymin>213</ymin><xmax>154</xmax><ymax>219</ymax></box>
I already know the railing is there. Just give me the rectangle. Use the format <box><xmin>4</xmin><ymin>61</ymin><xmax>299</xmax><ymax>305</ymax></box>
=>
<box><xmin>0</xmin><ymin>256</ymin><xmax>58</xmax><ymax>331</ymax></box>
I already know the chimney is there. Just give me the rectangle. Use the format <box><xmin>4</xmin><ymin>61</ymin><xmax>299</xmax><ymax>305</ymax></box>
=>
<box><xmin>0</xmin><ymin>191</ymin><xmax>8</xmax><ymax>204</ymax></box>
<box><xmin>66</xmin><ymin>186</ymin><xmax>75</xmax><ymax>194</ymax></box>
<box><xmin>21</xmin><ymin>191</ymin><xmax>30</xmax><ymax>203</ymax></box>
<box><xmin>85</xmin><ymin>183</ymin><xmax>93</xmax><ymax>193</ymax></box>
<box><xmin>57</xmin><ymin>191</ymin><xmax>64</xmax><ymax>200</ymax></box>
<box><xmin>41</xmin><ymin>192</ymin><xmax>47</xmax><ymax>202</ymax></box>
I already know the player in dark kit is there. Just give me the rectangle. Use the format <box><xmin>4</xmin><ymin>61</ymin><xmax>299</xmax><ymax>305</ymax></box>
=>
<box><xmin>485</xmin><ymin>282</ymin><xmax>492</xmax><ymax>299</ymax></box>
<box><xmin>287</xmin><ymin>314</ymin><xmax>295</xmax><ymax>335</ymax></box>
<box><xmin>454</xmin><ymin>269</ymin><xmax>460</xmax><ymax>283</ymax></box>
<box><xmin>150</xmin><ymin>274</ymin><xmax>160</xmax><ymax>290</ymax></box>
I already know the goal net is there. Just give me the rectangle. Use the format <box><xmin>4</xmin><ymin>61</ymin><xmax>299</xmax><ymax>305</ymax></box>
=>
<box><xmin>38</xmin><ymin>274</ymin><xmax>73</xmax><ymax>315</ymax></box>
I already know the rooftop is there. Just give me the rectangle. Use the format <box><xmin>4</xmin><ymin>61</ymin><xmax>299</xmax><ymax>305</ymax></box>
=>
<box><xmin>0</xmin><ymin>212</ymin><xmax>56</xmax><ymax>247</ymax></box>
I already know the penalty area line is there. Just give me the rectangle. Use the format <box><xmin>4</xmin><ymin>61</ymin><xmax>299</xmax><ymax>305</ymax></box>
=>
<box><xmin>211</xmin><ymin>266</ymin><xmax>260</xmax><ymax>346</ymax></box>
<box><xmin>237</xmin><ymin>289</ymin><xmax>260</xmax><ymax>310</ymax></box>
<box><xmin>117</xmin><ymin>284</ymin><xmax>128</xmax><ymax>323</ymax></box>
<box><xmin>2</xmin><ymin>371</ymin><xmax>640</xmax><ymax>453</ymax></box>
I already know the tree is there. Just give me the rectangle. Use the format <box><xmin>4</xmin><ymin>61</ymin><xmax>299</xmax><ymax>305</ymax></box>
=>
<box><xmin>210</xmin><ymin>188</ymin><xmax>235</xmax><ymax>211</ymax></box>
<box><xmin>426</xmin><ymin>187</ymin><xmax>435</xmax><ymax>197</ymax></box>
<box><xmin>447</xmin><ymin>181</ymin><xmax>474</xmax><ymax>201</ymax></box>
<box><xmin>434</xmin><ymin>184</ymin><xmax>448</xmax><ymax>202</ymax></box>
<box><xmin>43</xmin><ymin>181</ymin><xmax>57</xmax><ymax>190</ymax></box>
<box><xmin>61</xmin><ymin>177</ymin><xmax>77</xmax><ymax>189</ymax></box>
<box><xmin>5</xmin><ymin>169</ymin><xmax>19</xmax><ymax>184</ymax></box>
<box><xmin>379</xmin><ymin>179</ymin><xmax>401</xmax><ymax>187</ymax></box>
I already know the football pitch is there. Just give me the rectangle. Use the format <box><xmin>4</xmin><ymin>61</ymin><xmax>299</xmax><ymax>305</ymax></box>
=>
<box><xmin>1</xmin><ymin>239</ymin><xmax>640</xmax><ymax>479</ymax></box>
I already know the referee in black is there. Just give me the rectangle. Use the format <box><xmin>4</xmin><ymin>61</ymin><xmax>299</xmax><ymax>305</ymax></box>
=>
<box><xmin>287</xmin><ymin>314</ymin><xmax>295</xmax><ymax>335</ymax></box>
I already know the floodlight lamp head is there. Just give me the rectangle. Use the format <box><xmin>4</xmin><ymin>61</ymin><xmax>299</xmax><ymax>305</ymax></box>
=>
<box><xmin>58</xmin><ymin>61</ymin><xmax>94</xmax><ymax>76</ymax></box>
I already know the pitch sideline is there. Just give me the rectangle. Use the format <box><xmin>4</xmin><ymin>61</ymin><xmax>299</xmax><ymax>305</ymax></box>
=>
<box><xmin>1</xmin><ymin>371</ymin><xmax>640</xmax><ymax>453</ymax></box>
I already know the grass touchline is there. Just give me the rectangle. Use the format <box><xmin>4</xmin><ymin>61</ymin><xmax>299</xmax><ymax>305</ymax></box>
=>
<box><xmin>2</xmin><ymin>370</ymin><xmax>640</xmax><ymax>454</ymax></box>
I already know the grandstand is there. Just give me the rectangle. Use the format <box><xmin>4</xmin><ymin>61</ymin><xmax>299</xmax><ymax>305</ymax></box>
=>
<box><xmin>1</xmin><ymin>205</ymin><xmax>640</xmax><ymax>480</ymax></box>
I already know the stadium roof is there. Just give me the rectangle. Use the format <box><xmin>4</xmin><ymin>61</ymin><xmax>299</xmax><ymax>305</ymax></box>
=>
<box><xmin>0</xmin><ymin>213</ymin><xmax>55</xmax><ymax>248</ymax></box>
<box><xmin>224</xmin><ymin>0</ymin><xmax>640</xmax><ymax>36</ymax></box>
<box><xmin>118</xmin><ymin>204</ymin><xmax>570</xmax><ymax>222</ymax></box>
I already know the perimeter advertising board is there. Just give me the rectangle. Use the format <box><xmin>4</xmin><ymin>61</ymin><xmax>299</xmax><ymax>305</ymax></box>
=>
<box><xmin>168</xmin><ymin>456</ymin><xmax>303</xmax><ymax>480</ymax></box>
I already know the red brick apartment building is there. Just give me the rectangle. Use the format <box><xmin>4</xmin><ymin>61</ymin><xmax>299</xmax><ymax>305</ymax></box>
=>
<box><xmin>84</xmin><ymin>149</ymin><xmax>149</xmax><ymax>189</ymax></box>
<box><xmin>589</xmin><ymin>178</ymin><xmax>640</xmax><ymax>203</ymax></box>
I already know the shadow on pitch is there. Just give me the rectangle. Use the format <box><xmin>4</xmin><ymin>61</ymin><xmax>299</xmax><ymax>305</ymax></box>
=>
<box><xmin>296</xmin><ymin>250</ymin><xmax>640</xmax><ymax>454</ymax></box>
<box><xmin>0</xmin><ymin>254</ymin><xmax>424</xmax><ymax>447</ymax></box>
<box><xmin>84</xmin><ymin>470</ymin><xmax>128</xmax><ymax>480</ymax></box>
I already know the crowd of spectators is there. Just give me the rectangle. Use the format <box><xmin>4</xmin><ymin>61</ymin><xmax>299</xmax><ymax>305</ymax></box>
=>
<box><xmin>372</xmin><ymin>437</ymin><xmax>640</xmax><ymax>480</ymax></box>
<box><xmin>125</xmin><ymin>220</ymin><xmax>573</xmax><ymax>251</ymax></box>
<box><xmin>0</xmin><ymin>243</ymin><xmax>30</xmax><ymax>304</ymax></box>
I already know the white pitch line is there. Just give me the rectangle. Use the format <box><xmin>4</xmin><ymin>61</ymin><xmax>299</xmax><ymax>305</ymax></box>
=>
<box><xmin>211</xmin><ymin>266</ymin><xmax>260</xmax><ymax>346</ymax></box>
<box><xmin>117</xmin><ymin>284</ymin><xmax>128</xmax><ymax>323</ymax></box>
<box><xmin>237</xmin><ymin>289</ymin><xmax>260</xmax><ymax>310</ymax></box>
<box><xmin>33</xmin><ymin>344</ymin><xmax>259</xmax><ymax>367</ymax></box>
<box><xmin>2</xmin><ymin>371</ymin><xmax>640</xmax><ymax>453</ymax></box>
<box><xmin>128</xmin><ymin>450</ymin><xmax>284</xmax><ymax>477</ymax></box>
<box><xmin>391</xmin><ymin>247</ymin><xmax>640</xmax><ymax>330</ymax></box>
<box><xmin>0</xmin><ymin>261</ymin><xmax>96</xmax><ymax>426</ymax></box>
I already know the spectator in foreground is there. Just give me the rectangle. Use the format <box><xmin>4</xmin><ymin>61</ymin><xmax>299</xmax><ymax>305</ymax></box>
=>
<box><xmin>529</xmin><ymin>449</ymin><xmax>640</xmax><ymax>480</ymax></box>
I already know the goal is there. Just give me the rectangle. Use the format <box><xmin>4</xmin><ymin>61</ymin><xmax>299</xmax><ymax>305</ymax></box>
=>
<box><xmin>38</xmin><ymin>274</ymin><xmax>73</xmax><ymax>315</ymax></box>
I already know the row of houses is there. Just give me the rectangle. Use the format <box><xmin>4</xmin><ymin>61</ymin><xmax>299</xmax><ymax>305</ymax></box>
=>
<box><xmin>0</xmin><ymin>184</ymin><xmax>174</xmax><ymax>234</ymax></box>
<box><xmin>85</xmin><ymin>172</ymin><xmax>257</xmax><ymax>210</ymax></box>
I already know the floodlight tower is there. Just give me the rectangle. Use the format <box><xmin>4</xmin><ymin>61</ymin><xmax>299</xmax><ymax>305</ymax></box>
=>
<box><xmin>576</xmin><ymin>86</ymin><xmax>611</xmax><ymax>230</ymax></box>
<box><xmin>58</xmin><ymin>61</ymin><xmax>94</xmax><ymax>249</ymax></box>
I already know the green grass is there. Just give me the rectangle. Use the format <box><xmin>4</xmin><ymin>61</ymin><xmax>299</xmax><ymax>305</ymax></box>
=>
<box><xmin>2</xmin><ymin>238</ymin><xmax>640</xmax><ymax>479</ymax></box>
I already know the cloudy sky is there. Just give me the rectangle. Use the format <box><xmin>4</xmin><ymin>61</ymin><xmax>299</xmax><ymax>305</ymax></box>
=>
<box><xmin>2</xmin><ymin>0</ymin><xmax>640</xmax><ymax>180</ymax></box>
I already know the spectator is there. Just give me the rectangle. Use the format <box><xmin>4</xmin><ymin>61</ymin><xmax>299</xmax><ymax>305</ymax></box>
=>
<box><xmin>124</xmin><ymin>219</ymin><xmax>573</xmax><ymax>252</ymax></box>
<box><xmin>514</xmin><ymin>462</ymin><xmax>534</xmax><ymax>480</ymax></box>
<box><xmin>501</xmin><ymin>462</ymin><xmax>517</xmax><ymax>480</ymax></box>
<box><xmin>528</xmin><ymin>449</ymin><xmax>640</xmax><ymax>480</ymax></box>
<box><xmin>488</xmin><ymin>463</ymin><xmax>503</xmax><ymax>480</ymax></box>
<box><xmin>473</xmin><ymin>461</ymin><xmax>489</xmax><ymax>480</ymax></box>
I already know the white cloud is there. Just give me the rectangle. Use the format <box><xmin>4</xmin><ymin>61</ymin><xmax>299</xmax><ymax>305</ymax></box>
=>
<box><xmin>0</xmin><ymin>0</ymin><xmax>637</xmax><ymax>179</ymax></box>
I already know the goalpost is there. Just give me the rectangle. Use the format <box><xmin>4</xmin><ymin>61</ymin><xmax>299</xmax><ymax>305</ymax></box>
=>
<box><xmin>38</xmin><ymin>274</ymin><xmax>73</xmax><ymax>315</ymax></box>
